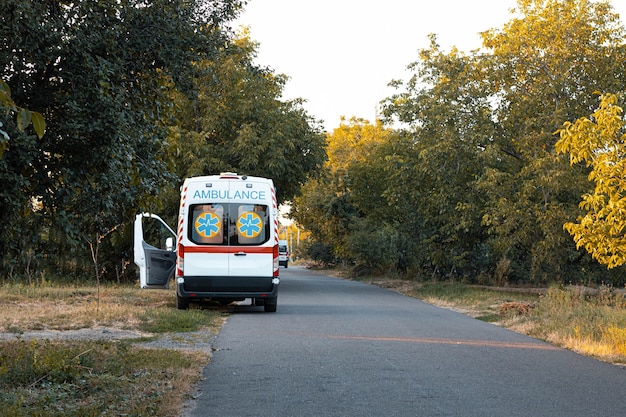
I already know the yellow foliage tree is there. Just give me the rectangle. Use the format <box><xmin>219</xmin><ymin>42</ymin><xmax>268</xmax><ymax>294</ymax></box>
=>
<box><xmin>326</xmin><ymin>117</ymin><xmax>392</xmax><ymax>172</ymax></box>
<box><xmin>556</xmin><ymin>93</ymin><xmax>626</xmax><ymax>268</ymax></box>
<box><xmin>292</xmin><ymin>118</ymin><xmax>394</xmax><ymax>263</ymax></box>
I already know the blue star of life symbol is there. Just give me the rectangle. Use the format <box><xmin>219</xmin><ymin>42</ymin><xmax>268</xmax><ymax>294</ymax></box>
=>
<box><xmin>195</xmin><ymin>212</ymin><xmax>220</xmax><ymax>238</ymax></box>
<box><xmin>237</xmin><ymin>212</ymin><xmax>262</xmax><ymax>238</ymax></box>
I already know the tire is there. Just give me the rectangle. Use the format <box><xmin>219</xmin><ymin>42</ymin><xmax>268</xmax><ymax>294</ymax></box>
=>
<box><xmin>177</xmin><ymin>293</ymin><xmax>190</xmax><ymax>310</ymax></box>
<box><xmin>264</xmin><ymin>297</ymin><xmax>277</xmax><ymax>313</ymax></box>
<box><xmin>285</xmin><ymin>262</ymin><xmax>288</xmax><ymax>269</ymax></box>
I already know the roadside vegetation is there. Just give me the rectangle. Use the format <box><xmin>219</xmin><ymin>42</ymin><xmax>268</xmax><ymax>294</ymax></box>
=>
<box><xmin>0</xmin><ymin>284</ymin><xmax>224</xmax><ymax>416</ymax></box>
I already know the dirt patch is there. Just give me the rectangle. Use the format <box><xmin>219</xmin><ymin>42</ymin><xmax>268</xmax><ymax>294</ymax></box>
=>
<box><xmin>0</xmin><ymin>325</ymin><xmax>219</xmax><ymax>354</ymax></box>
<box><xmin>371</xmin><ymin>279</ymin><xmax>421</xmax><ymax>294</ymax></box>
<box><xmin>499</xmin><ymin>301</ymin><xmax>535</xmax><ymax>316</ymax></box>
<box><xmin>0</xmin><ymin>327</ymin><xmax>149</xmax><ymax>342</ymax></box>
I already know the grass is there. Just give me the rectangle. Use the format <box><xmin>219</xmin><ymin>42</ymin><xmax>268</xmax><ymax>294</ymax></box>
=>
<box><xmin>523</xmin><ymin>285</ymin><xmax>626</xmax><ymax>363</ymax></box>
<box><xmin>409</xmin><ymin>281</ymin><xmax>541</xmax><ymax>323</ymax></box>
<box><xmin>0</xmin><ymin>339</ymin><xmax>207</xmax><ymax>417</ymax></box>
<box><xmin>0</xmin><ymin>283</ymin><xmax>224</xmax><ymax>416</ymax></box>
<box><xmin>0</xmin><ymin>283</ymin><xmax>221</xmax><ymax>334</ymax></box>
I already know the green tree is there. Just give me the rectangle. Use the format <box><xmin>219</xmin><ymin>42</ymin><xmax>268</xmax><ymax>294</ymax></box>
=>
<box><xmin>375</xmin><ymin>0</ymin><xmax>626</xmax><ymax>283</ymax></box>
<box><xmin>556</xmin><ymin>93</ymin><xmax>626</xmax><ymax>268</ymax></box>
<box><xmin>166</xmin><ymin>30</ymin><xmax>327</xmax><ymax>205</ymax></box>
<box><xmin>1</xmin><ymin>0</ymin><xmax>327</xmax><ymax>283</ymax></box>
<box><xmin>476</xmin><ymin>0</ymin><xmax>626</xmax><ymax>282</ymax></box>
<box><xmin>381</xmin><ymin>40</ymin><xmax>495</xmax><ymax>278</ymax></box>
<box><xmin>0</xmin><ymin>0</ymin><xmax>244</xmax><ymax>281</ymax></box>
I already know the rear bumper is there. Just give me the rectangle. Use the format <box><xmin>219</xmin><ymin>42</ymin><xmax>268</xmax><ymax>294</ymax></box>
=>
<box><xmin>177</xmin><ymin>275</ymin><xmax>279</xmax><ymax>299</ymax></box>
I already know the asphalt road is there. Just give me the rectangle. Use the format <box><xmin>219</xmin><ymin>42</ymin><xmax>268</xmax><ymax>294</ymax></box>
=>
<box><xmin>184</xmin><ymin>266</ymin><xmax>626</xmax><ymax>417</ymax></box>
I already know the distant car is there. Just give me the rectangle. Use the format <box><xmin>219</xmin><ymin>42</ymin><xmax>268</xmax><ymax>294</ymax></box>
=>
<box><xmin>278</xmin><ymin>240</ymin><xmax>289</xmax><ymax>268</ymax></box>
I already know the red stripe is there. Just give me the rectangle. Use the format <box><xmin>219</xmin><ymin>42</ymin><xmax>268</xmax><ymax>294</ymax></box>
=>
<box><xmin>183</xmin><ymin>246</ymin><xmax>275</xmax><ymax>254</ymax></box>
<box><xmin>271</xmin><ymin>185</ymin><xmax>279</xmax><ymax>245</ymax></box>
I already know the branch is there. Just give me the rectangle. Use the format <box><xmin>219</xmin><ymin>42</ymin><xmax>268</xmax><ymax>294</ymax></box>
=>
<box><xmin>500</xmin><ymin>146</ymin><xmax>523</xmax><ymax>161</ymax></box>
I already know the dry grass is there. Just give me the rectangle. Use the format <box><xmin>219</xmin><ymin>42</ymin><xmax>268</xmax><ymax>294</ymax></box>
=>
<box><xmin>524</xmin><ymin>286</ymin><xmax>626</xmax><ymax>363</ymax></box>
<box><xmin>0</xmin><ymin>285</ymin><xmax>176</xmax><ymax>333</ymax></box>
<box><xmin>0</xmin><ymin>282</ymin><xmax>224</xmax><ymax>416</ymax></box>
<box><xmin>0</xmin><ymin>338</ymin><xmax>209</xmax><ymax>416</ymax></box>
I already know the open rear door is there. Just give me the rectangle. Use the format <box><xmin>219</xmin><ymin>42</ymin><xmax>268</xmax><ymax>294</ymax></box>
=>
<box><xmin>134</xmin><ymin>213</ymin><xmax>177</xmax><ymax>288</ymax></box>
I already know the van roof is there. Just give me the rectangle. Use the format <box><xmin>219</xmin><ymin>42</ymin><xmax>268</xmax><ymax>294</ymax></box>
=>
<box><xmin>184</xmin><ymin>174</ymin><xmax>273</xmax><ymax>183</ymax></box>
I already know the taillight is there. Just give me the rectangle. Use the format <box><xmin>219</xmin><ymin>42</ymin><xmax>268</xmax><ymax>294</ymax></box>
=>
<box><xmin>176</xmin><ymin>244</ymin><xmax>185</xmax><ymax>277</ymax></box>
<box><xmin>273</xmin><ymin>244</ymin><xmax>279</xmax><ymax>277</ymax></box>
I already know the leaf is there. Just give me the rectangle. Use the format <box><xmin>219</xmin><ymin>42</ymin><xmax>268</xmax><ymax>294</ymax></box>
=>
<box><xmin>0</xmin><ymin>138</ymin><xmax>7</xmax><ymax>159</ymax></box>
<box><xmin>17</xmin><ymin>107</ymin><xmax>31</xmax><ymax>132</ymax></box>
<box><xmin>31</xmin><ymin>111</ymin><xmax>46</xmax><ymax>138</ymax></box>
<box><xmin>0</xmin><ymin>79</ymin><xmax>9</xmax><ymax>94</ymax></box>
<box><xmin>0</xmin><ymin>79</ymin><xmax>13</xmax><ymax>109</ymax></box>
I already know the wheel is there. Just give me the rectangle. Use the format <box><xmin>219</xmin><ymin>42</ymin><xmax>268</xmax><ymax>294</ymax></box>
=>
<box><xmin>285</xmin><ymin>262</ymin><xmax>288</xmax><ymax>268</ymax></box>
<box><xmin>264</xmin><ymin>297</ymin><xmax>277</xmax><ymax>313</ymax></box>
<box><xmin>176</xmin><ymin>293</ymin><xmax>189</xmax><ymax>310</ymax></box>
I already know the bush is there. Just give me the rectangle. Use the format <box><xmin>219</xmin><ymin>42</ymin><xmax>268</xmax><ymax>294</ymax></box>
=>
<box><xmin>307</xmin><ymin>241</ymin><xmax>335</xmax><ymax>266</ymax></box>
<box><xmin>348</xmin><ymin>221</ymin><xmax>401</xmax><ymax>273</ymax></box>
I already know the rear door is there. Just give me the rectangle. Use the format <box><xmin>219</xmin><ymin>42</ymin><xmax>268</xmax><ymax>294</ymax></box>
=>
<box><xmin>134</xmin><ymin>213</ymin><xmax>177</xmax><ymax>288</ymax></box>
<box><xmin>185</xmin><ymin>178</ymin><xmax>230</xmax><ymax>277</ymax></box>
<box><xmin>228</xmin><ymin>197</ymin><xmax>273</xmax><ymax>277</ymax></box>
<box><xmin>185</xmin><ymin>178</ymin><xmax>273</xmax><ymax>277</ymax></box>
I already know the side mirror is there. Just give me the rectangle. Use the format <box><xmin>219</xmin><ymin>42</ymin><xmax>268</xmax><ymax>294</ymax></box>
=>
<box><xmin>166</xmin><ymin>237</ymin><xmax>174</xmax><ymax>252</ymax></box>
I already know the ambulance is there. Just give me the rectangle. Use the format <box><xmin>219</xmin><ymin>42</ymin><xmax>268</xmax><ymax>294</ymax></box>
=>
<box><xmin>133</xmin><ymin>173</ymin><xmax>280</xmax><ymax>312</ymax></box>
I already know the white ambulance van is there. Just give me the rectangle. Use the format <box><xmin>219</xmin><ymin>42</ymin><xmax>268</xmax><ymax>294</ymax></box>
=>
<box><xmin>134</xmin><ymin>173</ymin><xmax>280</xmax><ymax>312</ymax></box>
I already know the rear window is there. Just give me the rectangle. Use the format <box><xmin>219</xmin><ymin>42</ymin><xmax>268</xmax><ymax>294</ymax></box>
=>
<box><xmin>189</xmin><ymin>203</ymin><xmax>270</xmax><ymax>246</ymax></box>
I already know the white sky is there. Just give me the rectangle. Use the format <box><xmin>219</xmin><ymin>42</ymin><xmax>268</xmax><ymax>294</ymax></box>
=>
<box><xmin>234</xmin><ymin>0</ymin><xmax>626</xmax><ymax>132</ymax></box>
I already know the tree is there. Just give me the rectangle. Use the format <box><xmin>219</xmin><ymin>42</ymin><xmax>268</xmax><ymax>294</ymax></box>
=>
<box><xmin>1</xmin><ymin>0</ymin><xmax>328</xmax><ymax>283</ymax></box>
<box><xmin>556</xmin><ymin>93</ymin><xmax>626</xmax><ymax>268</ymax></box>
<box><xmin>476</xmin><ymin>0</ymin><xmax>626</xmax><ymax>282</ymax></box>
<box><xmin>0</xmin><ymin>0</ymin><xmax>245</xmax><ymax>281</ymax></box>
<box><xmin>373</xmin><ymin>0</ymin><xmax>626</xmax><ymax>283</ymax></box>
<box><xmin>292</xmin><ymin>118</ymin><xmax>394</xmax><ymax>267</ymax></box>
<box><xmin>165</xmin><ymin>30</ymin><xmax>327</xmax><ymax>206</ymax></box>
<box><xmin>380</xmin><ymin>39</ymin><xmax>496</xmax><ymax>277</ymax></box>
